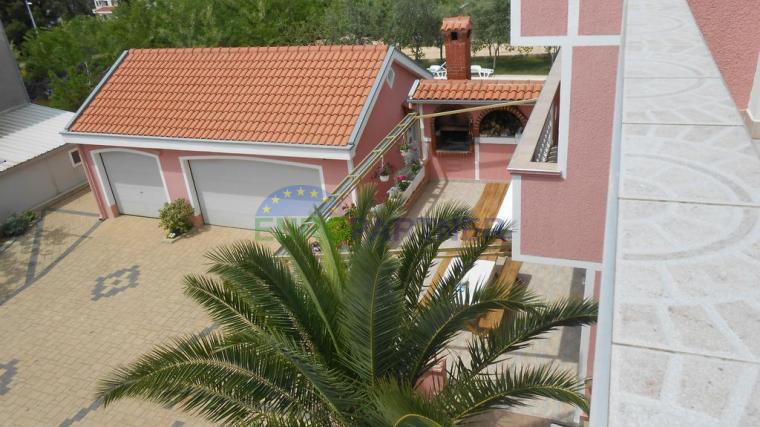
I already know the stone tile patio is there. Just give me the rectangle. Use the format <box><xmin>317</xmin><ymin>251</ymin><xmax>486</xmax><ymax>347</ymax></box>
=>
<box><xmin>0</xmin><ymin>189</ymin><xmax>270</xmax><ymax>426</ymax></box>
<box><xmin>610</xmin><ymin>0</ymin><xmax>760</xmax><ymax>424</ymax></box>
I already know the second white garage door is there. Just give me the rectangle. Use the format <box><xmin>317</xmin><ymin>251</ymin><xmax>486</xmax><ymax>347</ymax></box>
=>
<box><xmin>187</xmin><ymin>158</ymin><xmax>323</xmax><ymax>229</ymax></box>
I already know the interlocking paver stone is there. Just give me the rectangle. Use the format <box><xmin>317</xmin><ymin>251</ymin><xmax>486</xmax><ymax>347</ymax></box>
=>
<box><xmin>0</xmin><ymin>190</ymin><xmax>273</xmax><ymax>426</ymax></box>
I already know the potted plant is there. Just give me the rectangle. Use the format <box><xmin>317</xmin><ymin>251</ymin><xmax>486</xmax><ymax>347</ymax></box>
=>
<box><xmin>399</xmin><ymin>141</ymin><xmax>409</xmax><ymax>154</ymax></box>
<box><xmin>158</xmin><ymin>198</ymin><xmax>194</xmax><ymax>239</ymax></box>
<box><xmin>395</xmin><ymin>175</ymin><xmax>411</xmax><ymax>192</ymax></box>
<box><xmin>409</xmin><ymin>160</ymin><xmax>421</xmax><ymax>176</ymax></box>
<box><xmin>378</xmin><ymin>163</ymin><xmax>392</xmax><ymax>182</ymax></box>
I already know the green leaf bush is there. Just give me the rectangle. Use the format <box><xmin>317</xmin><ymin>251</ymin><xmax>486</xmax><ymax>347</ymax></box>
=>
<box><xmin>326</xmin><ymin>216</ymin><xmax>351</xmax><ymax>247</ymax></box>
<box><xmin>1</xmin><ymin>210</ymin><xmax>37</xmax><ymax>237</ymax></box>
<box><xmin>158</xmin><ymin>199</ymin><xmax>194</xmax><ymax>236</ymax></box>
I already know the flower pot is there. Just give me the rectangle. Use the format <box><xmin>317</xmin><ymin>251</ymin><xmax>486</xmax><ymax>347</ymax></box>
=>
<box><xmin>379</xmin><ymin>174</ymin><xmax>390</xmax><ymax>182</ymax></box>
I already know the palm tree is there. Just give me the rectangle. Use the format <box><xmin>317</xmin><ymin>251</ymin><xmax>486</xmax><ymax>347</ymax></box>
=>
<box><xmin>97</xmin><ymin>186</ymin><xmax>598</xmax><ymax>426</ymax></box>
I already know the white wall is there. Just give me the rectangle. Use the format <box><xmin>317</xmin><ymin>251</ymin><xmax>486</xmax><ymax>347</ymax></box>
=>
<box><xmin>0</xmin><ymin>145</ymin><xmax>86</xmax><ymax>220</ymax></box>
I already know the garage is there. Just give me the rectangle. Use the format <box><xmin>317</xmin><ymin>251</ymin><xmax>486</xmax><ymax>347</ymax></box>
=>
<box><xmin>99</xmin><ymin>151</ymin><xmax>168</xmax><ymax>218</ymax></box>
<box><xmin>186</xmin><ymin>158</ymin><xmax>323</xmax><ymax>229</ymax></box>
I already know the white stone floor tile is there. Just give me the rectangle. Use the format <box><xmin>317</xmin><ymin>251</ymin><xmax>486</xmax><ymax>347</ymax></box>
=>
<box><xmin>610</xmin><ymin>0</ymin><xmax>760</xmax><ymax>424</ymax></box>
<box><xmin>620</xmin><ymin>124</ymin><xmax>760</xmax><ymax>205</ymax></box>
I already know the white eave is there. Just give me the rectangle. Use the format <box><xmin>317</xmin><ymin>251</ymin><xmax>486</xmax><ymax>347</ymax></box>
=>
<box><xmin>60</xmin><ymin>131</ymin><xmax>353</xmax><ymax>160</ymax></box>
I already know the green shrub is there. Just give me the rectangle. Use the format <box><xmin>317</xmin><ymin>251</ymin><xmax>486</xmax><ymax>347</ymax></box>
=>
<box><xmin>326</xmin><ymin>216</ymin><xmax>351</xmax><ymax>247</ymax></box>
<box><xmin>2</xmin><ymin>210</ymin><xmax>37</xmax><ymax>237</ymax></box>
<box><xmin>158</xmin><ymin>198</ymin><xmax>194</xmax><ymax>236</ymax></box>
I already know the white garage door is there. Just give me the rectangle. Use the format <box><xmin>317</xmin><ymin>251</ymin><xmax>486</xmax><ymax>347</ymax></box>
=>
<box><xmin>100</xmin><ymin>151</ymin><xmax>167</xmax><ymax>218</ymax></box>
<box><xmin>188</xmin><ymin>158</ymin><xmax>323</xmax><ymax>229</ymax></box>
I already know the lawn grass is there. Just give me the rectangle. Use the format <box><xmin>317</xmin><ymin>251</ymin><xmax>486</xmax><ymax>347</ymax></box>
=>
<box><xmin>416</xmin><ymin>53</ymin><xmax>552</xmax><ymax>76</ymax></box>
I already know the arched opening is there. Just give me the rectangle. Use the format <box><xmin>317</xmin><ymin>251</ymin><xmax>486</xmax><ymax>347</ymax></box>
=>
<box><xmin>479</xmin><ymin>110</ymin><xmax>524</xmax><ymax>138</ymax></box>
<box><xmin>433</xmin><ymin>107</ymin><xmax>472</xmax><ymax>152</ymax></box>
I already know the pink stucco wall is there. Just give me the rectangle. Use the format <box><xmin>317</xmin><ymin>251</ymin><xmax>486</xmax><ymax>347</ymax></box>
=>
<box><xmin>80</xmin><ymin>144</ymin><xmax>350</xmax><ymax>220</ymax></box>
<box><xmin>521</xmin><ymin>0</ymin><xmax>568</xmax><ymax>37</ymax></box>
<box><xmin>353</xmin><ymin>62</ymin><xmax>419</xmax><ymax>198</ymax></box>
<box><xmin>519</xmin><ymin>46</ymin><xmax>618</xmax><ymax>263</ymax></box>
<box><xmin>687</xmin><ymin>0</ymin><xmax>760</xmax><ymax>110</ymax></box>
<box><xmin>479</xmin><ymin>144</ymin><xmax>517</xmax><ymax>182</ymax></box>
<box><xmin>579</xmin><ymin>0</ymin><xmax>623</xmax><ymax>35</ymax></box>
<box><xmin>422</xmin><ymin>104</ymin><xmax>532</xmax><ymax>182</ymax></box>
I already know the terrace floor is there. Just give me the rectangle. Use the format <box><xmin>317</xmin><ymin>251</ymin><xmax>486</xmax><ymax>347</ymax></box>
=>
<box><xmin>407</xmin><ymin>180</ymin><xmax>587</xmax><ymax>426</ymax></box>
<box><xmin>609</xmin><ymin>0</ymin><xmax>760</xmax><ymax>425</ymax></box>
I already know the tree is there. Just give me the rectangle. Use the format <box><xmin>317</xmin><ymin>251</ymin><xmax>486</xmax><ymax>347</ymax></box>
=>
<box><xmin>18</xmin><ymin>0</ymin><xmax>332</xmax><ymax>110</ymax></box>
<box><xmin>97</xmin><ymin>186</ymin><xmax>598</xmax><ymax>425</ymax></box>
<box><xmin>390</xmin><ymin>0</ymin><xmax>441</xmax><ymax>60</ymax></box>
<box><xmin>469</xmin><ymin>0</ymin><xmax>511</xmax><ymax>69</ymax></box>
<box><xmin>0</xmin><ymin>0</ymin><xmax>92</xmax><ymax>46</ymax></box>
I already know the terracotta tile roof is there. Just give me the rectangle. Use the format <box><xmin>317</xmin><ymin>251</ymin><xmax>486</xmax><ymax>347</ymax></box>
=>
<box><xmin>410</xmin><ymin>79</ymin><xmax>543</xmax><ymax>102</ymax></box>
<box><xmin>70</xmin><ymin>45</ymin><xmax>389</xmax><ymax>146</ymax></box>
<box><xmin>441</xmin><ymin>16</ymin><xmax>472</xmax><ymax>32</ymax></box>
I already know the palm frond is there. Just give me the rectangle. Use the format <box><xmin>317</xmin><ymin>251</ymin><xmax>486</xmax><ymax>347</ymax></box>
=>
<box><xmin>452</xmin><ymin>298</ymin><xmax>598</xmax><ymax>383</ymax></box>
<box><xmin>204</xmin><ymin>241</ymin><xmax>325</xmax><ymax>354</ymax></box>
<box><xmin>339</xmin><ymin>242</ymin><xmax>404</xmax><ymax>384</ymax></box>
<box><xmin>365</xmin><ymin>379</ymin><xmax>453</xmax><ymax>427</ymax></box>
<box><xmin>422</xmin><ymin>222</ymin><xmax>509</xmax><ymax>307</ymax></box>
<box><xmin>97</xmin><ymin>332</ymin><xmax>323</xmax><ymax>425</ymax></box>
<box><xmin>349</xmin><ymin>185</ymin><xmax>379</xmax><ymax>249</ymax></box>
<box><xmin>273</xmin><ymin>218</ymin><xmax>342</xmax><ymax>354</ymax></box>
<box><xmin>396</xmin><ymin>202</ymin><xmax>474</xmax><ymax>312</ymax></box>
<box><xmin>361</xmin><ymin>194</ymin><xmax>406</xmax><ymax>253</ymax></box>
<box><xmin>400</xmin><ymin>281</ymin><xmax>541</xmax><ymax>383</ymax></box>
<box><xmin>311</xmin><ymin>209</ymin><xmax>348</xmax><ymax>292</ymax></box>
<box><xmin>255</xmin><ymin>330</ymin><xmax>358</xmax><ymax>426</ymax></box>
<box><xmin>435</xmin><ymin>364</ymin><xmax>589</xmax><ymax>421</ymax></box>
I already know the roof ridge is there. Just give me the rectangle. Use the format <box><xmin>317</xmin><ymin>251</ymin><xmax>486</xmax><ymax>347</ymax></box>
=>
<box><xmin>128</xmin><ymin>44</ymin><xmax>388</xmax><ymax>55</ymax></box>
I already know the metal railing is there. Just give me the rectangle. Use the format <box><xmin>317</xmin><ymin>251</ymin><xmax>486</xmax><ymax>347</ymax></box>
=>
<box><xmin>274</xmin><ymin>113</ymin><xmax>417</xmax><ymax>255</ymax></box>
<box><xmin>532</xmin><ymin>101</ymin><xmax>557</xmax><ymax>162</ymax></box>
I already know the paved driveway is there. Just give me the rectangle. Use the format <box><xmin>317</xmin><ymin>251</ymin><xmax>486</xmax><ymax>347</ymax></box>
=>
<box><xmin>0</xmin><ymin>190</ymin><xmax>271</xmax><ymax>426</ymax></box>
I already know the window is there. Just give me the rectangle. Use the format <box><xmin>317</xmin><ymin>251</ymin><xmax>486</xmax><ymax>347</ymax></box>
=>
<box><xmin>69</xmin><ymin>149</ymin><xmax>82</xmax><ymax>167</ymax></box>
<box><xmin>479</xmin><ymin>110</ymin><xmax>523</xmax><ymax>138</ymax></box>
<box><xmin>385</xmin><ymin>67</ymin><xmax>395</xmax><ymax>88</ymax></box>
<box><xmin>451</xmin><ymin>31</ymin><xmax>458</xmax><ymax>40</ymax></box>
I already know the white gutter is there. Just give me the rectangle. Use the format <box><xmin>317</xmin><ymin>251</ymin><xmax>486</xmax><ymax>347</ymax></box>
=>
<box><xmin>60</xmin><ymin>131</ymin><xmax>353</xmax><ymax>160</ymax></box>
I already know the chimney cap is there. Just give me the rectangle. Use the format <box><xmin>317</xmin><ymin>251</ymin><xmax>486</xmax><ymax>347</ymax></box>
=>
<box><xmin>441</xmin><ymin>16</ymin><xmax>472</xmax><ymax>33</ymax></box>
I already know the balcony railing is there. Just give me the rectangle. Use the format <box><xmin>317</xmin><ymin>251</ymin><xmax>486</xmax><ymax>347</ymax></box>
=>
<box><xmin>508</xmin><ymin>51</ymin><xmax>562</xmax><ymax>176</ymax></box>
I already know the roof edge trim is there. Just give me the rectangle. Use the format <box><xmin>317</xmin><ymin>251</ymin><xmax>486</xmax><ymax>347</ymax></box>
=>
<box><xmin>408</xmin><ymin>99</ymin><xmax>539</xmax><ymax>106</ymax></box>
<box><xmin>390</xmin><ymin>49</ymin><xmax>434</xmax><ymax>80</ymax></box>
<box><xmin>60</xmin><ymin>130</ymin><xmax>353</xmax><ymax>160</ymax></box>
<box><xmin>64</xmin><ymin>49</ymin><xmax>129</xmax><ymax>131</ymax></box>
<box><xmin>346</xmin><ymin>45</ymin><xmax>395</xmax><ymax>149</ymax></box>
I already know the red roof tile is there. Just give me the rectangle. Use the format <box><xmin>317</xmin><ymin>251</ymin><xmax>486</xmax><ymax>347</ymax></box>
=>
<box><xmin>441</xmin><ymin>16</ymin><xmax>473</xmax><ymax>32</ymax></box>
<box><xmin>70</xmin><ymin>45</ymin><xmax>389</xmax><ymax>146</ymax></box>
<box><xmin>410</xmin><ymin>79</ymin><xmax>543</xmax><ymax>102</ymax></box>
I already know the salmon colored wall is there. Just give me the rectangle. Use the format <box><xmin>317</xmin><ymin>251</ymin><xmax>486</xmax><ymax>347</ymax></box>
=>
<box><xmin>579</xmin><ymin>0</ymin><xmax>623</xmax><ymax>35</ymax></box>
<box><xmin>479</xmin><ymin>144</ymin><xmax>517</xmax><ymax>182</ymax></box>
<box><xmin>521</xmin><ymin>0</ymin><xmax>568</xmax><ymax>36</ymax></box>
<box><xmin>520</xmin><ymin>46</ymin><xmax>618</xmax><ymax>263</ymax></box>
<box><xmin>422</xmin><ymin>104</ymin><xmax>532</xmax><ymax>182</ymax></box>
<box><xmin>687</xmin><ymin>0</ymin><xmax>760</xmax><ymax>110</ymax></box>
<box><xmin>353</xmin><ymin>62</ymin><xmax>419</xmax><ymax>199</ymax></box>
<box><xmin>79</xmin><ymin>144</ymin><xmax>349</xmax><ymax>219</ymax></box>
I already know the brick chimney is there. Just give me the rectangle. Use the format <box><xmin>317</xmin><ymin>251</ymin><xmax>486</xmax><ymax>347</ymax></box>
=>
<box><xmin>441</xmin><ymin>16</ymin><xmax>472</xmax><ymax>80</ymax></box>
